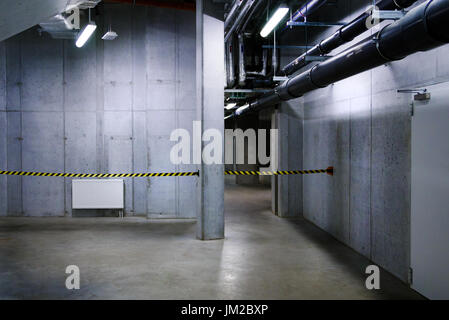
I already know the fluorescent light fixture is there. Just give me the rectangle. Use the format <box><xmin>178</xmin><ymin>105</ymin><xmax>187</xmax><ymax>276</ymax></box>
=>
<box><xmin>76</xmin><ymin>22</ymin><xmax>97</xmax><ymax>48</ymax></box>
<box><xmin>102</xmin><ymin>30</ymin><xmax>118</xmax><ymax>41</ymax></box>
<box><xmin>260</xmin><ymin>6</ymin><xmax>289</xmax><ymax>38</ymax></box>
<box><xmin>225</xmin><ymin>103</ymin><xmax>237</xmax><ymax>110</ymax></box>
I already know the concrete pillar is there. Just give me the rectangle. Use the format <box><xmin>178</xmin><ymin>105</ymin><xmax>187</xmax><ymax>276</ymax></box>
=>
<box><xmin>196</xmin><ymin>0</ymin><xmax>224</xmax><ymax>240</ymax></box>
<box><xmin>271</xmin><ymin>100</ymin><xmax>303</xmax><ymax>217</ymax></box>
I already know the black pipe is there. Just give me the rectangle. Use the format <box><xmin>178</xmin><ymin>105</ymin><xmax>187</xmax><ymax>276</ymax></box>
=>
<box><xmin>281</xmin><ymin>0</ymin><xmax>418</xmax><ymax>76</ymax></box>
<box><xmin>233</xmin><ymin>0</ymin><xmax>449</xmax><ymax>118</ymax></box>
<box><xmin>289</xmin><ymin>0</ymin><xmax>328</xmax><ymax>24</ymax></box>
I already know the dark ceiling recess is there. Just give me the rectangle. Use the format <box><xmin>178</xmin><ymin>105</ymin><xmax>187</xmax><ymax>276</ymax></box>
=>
<box><xmin>230</xmin><ymin>0</ymin><xmax>449</xmax><ymax>119</ymax></box>
<box><xmin>103</xmin><ymin>0</ymin><xmax>195</xmax><ymax>11</ymax></box>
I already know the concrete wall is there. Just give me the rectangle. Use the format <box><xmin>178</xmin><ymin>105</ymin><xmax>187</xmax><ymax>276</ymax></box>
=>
<box><xmin>0</xmin><ymin>41</ymin><xmax>6</xmax><ymax>216</ymax></box>
<box><xmin>271</xmin><ymin>101</ymin><xmax>303</xmax><ymax>218</ymax></box>
<box><xmin>0</xmin><ymin>3</ymin><xmax>198</xmax><ymax>218</ymax></box>
<box><xmin>290</xmin><ymin>0</ymin><xmax>449</xmax><ymax>282</ymax></box>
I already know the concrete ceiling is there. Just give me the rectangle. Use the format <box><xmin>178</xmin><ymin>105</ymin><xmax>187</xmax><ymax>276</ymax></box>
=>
<box><xmin>0</xmin><ymin>0</ymin><xmax>97</xmax><ymax>42</ymax></box>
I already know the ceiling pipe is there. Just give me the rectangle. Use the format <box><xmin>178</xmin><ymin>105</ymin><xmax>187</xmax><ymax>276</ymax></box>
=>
<box><xmin>225</xmin><ymin>0</ymin><xmax>245</xmax><ymax>30</ymax></box>
<box><xmin>103</xmin><ymin>0</ymin><xmax>195</xmax><ymax>11</ymax></box>
<box><xmin>224</xmin><ymin>0</ymin><xmax>256</xmax><ymax>43</ymax></box>
<box><xmin>238</xmin><ymin>34</ymin><xmax>246</xmax><ymax>86</ymax></box>
<box><xmin>230</xmin><ymin>0</ymin><xmax>449</xmax><ymax>118</ymax></box>
<box><xmin>281</xmin><ymin>0</ymin><xmax>418</xmax><ymax>76</ymax></box>
<box><xmin>235</xmin><ymin>0</ymin><xmax>266</xmax><ymax>86</ymax></box>
<box><xmin>288</xmin><ymin>0</ymin><xmax>328</xmax><ymax>25</ymax></box>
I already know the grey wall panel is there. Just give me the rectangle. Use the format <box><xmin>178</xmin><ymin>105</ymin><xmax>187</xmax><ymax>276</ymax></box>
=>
<box><xmin>132</xmin><ymin>6</ymin><xmax>148</xmax><ymax>111</ymax></box>
<box><xmin>65</xmin><ymin>112</ymin><xmax>97</xmax><ymax>215</ymax></box>
<box><xmin>5</xmin><ymin>37</ymin><xmax>21</xmax><ymax>111</ymax></box>
<box><xmin>103</xmin><ymin>111</ymin><xmax>133</xmax><ymax>213</ymax></box>
<box><xmin>372</xmin><ymin>49</ymin><xmax>439</xmax><ymax>95</ymax></box>
<box><xmin>0</xmin><ymin>111</ymin><xmax>6</xmax><ymax>216</ymax></box>
<box><xmin>22</xmin><ymin>112</ymin><xmax>64</xmax><ymax>216</ymax></box>
<box><xmin>286</xmin><ymin>105</ymin><xmax>303</xmax><ymax>216</ymax></box>
<box><xmin>0</xmin><ymin>41</ymin><xmax>5</xmax><ymax>110</ymax></box>
<box><xmin>103</xmin><ymin>5</ymin><xmax>132</xmax><ymax>111</ymax></box>
<box><xmin>64</xmin><ymin>113</ymin><xmax>97</xmax><ymax>172</ymax></box>
<box><xmin>436</xmin><ymin>45</ymin><xmax>449</xmax><ymax>80</ymax></box>
<box><xmin>0</xmin><ymin>42</ymin><xmax>5</xmax><ymax>214</ymax></box>
<box><xmin>104</xmin><ymin>111</ymin><xmax>132</xmax><ymax>136</ymax></box>
<box><xmin>177</xmin><ymin>109</ymin><xmax>197</xmax><ymax>218</ymax></box>
<box><xmin>274</xmin><ymin>102</ymin><xmax>303</xmax><ymax>218</ymax></box>
<box><xmin>147</xmin><ymin>135</ymin><xmax>176</xmax><ymax>217</ymax></box>
<box><xmin>177</xmin><ymin>10</ymin><xmax>196</xmax><ymax>111</ymax></box>
<box><xmin>303</xmin><ymin>97</ymin><xmax>350</xmax><ymax>243</ymax></box>
<box><xmin>371</xmin><ymin>91</ymin><xmax>411</xmax><ymax>281</ymax></box>
<box><xmin>64</xmin><ymin>39</ymin><xmax>97</xmax><ymax>112</ymax></box>
<box><xmin>147</xmin><ymin>110</ymin><xmax>176</xmax><ymax>135</ymax></box>
<box><xmin>147</xmin><ymin>81</ymin><xmax>176</xmax><ymax>110</ymax></box>
<box><xmin>146</xmin><ymin>7</ymin><xmax>176</xmax><ymax>81</ymax></box>
<box><xmin>132</xmin><ymin>111</ymin><xmax>148</xmax><ymax>215</ymax></box>
<box><xmin>3</xmin><ymin>4</ymin><xmax>197</xmax><ymax>219</ymax></box>
<box><xmin>106</xmin><ymin>137</ymin><xmax>133</xmax><ymax>213</ymax></box>
<box><xmin>6</xmin><ymin>112</ymin><xmax>22</xmax><ymax>215</ymax></box>
<box><xmin>349</xmin><ymin>96</ymin><xmax>372</xmax><ymax>258</ymax></box>
<box><xmin>21</xmin><ymin>31</ymin><xmax>63</xmax><ymax>111</ymax></box>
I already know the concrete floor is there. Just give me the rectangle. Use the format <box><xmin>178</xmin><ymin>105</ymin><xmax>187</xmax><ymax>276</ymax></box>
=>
<box><xmin>0</xmin><ymin>184</ymin><xmax>423</xmax><ymax>299</ymax></box>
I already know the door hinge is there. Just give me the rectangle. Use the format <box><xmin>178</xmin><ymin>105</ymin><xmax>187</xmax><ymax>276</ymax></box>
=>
<box><xmin>410</xmin><ymin>102</ymin><xmax>414</xmax><ymax>117</ymax></box>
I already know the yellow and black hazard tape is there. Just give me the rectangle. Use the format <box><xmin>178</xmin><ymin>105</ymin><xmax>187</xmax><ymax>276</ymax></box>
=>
<box><xmin>0</xmin><ymin>170</ymin><xmax>199</xmax><ymax>178</ymax></box>
<box><xmin>0</xmin><ymin>167</ymin><xmax>333</xmax><ymax>178</ymax></box>
<box><xmin>225</xmin><ymin>167</ymin><xmax>334</xmax><ymax>176</ymax></box>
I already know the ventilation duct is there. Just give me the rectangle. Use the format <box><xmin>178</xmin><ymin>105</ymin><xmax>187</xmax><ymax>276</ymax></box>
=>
<box><xmin>231</xmin><ymin>0</ymin><xmax>449</xmax><ymax>118</ymax></box>
<box><xmin>226</xmin><ymin>40</ymin><xmax>236</xmax><ymax>88</ymax></box>
<box><xmin>39</xmin><ymin>14</ymin><xmax>78</xmax><ymax>39</ymax></box>
<box><xmin>39</xmin><ymin>0</ymin><xmax>101</xmax><ymax>39</ymax></box>
<box><xmin>224</xmin><ymin>0</ymin><xmax>256</xmax><ymax>43</ymax></box>
<box><xmin>225</xmin><ymin>0</ymin><xmax>244</xmax><ymax>30</ymax></box>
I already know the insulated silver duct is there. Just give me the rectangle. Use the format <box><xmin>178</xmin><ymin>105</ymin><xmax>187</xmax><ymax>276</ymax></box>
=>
<box><xmin>247</xmin><ymin>48</ymin><xmax>268</xmax><ymax>77</ymax></box>
<box><xmin>238</xmin><ymin>34</ymin><xmax>246</xmax><ymax>86</ymax></box>
<box><xmin>225</xmin><ymin>0</ymin><xmax>244</xmax><ymax>30</ymax></box>
<box><xmin>226</xmin><ymin>40</ymin><xmax>236</xmax><ymax>87</ymax></box>
<box><xmin>224</xmin><ymin>0</ymin><xmax>256</xmax><ymax>43</ymax></box>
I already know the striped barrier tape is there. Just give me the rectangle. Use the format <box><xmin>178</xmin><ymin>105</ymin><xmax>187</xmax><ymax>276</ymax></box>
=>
<box><xmin>0</xmin><ymin>170</ymin><xmax>199</xmax><ymax>178</ymax></box>
<box><xmin>0</xmin><ymin>167</ymin><xmax>333</xmax><ymax>178</ymax></box>
<box><xmin>225</xmin><ymin>167</ymin><xmax>334</xmax><ymax>176</ymax></box>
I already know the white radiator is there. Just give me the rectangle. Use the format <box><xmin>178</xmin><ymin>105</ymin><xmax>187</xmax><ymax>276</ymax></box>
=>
<box><xmin>72</xmin><ymin>179</ymin><xmax>124</xmax><ymax>210</ymax></box>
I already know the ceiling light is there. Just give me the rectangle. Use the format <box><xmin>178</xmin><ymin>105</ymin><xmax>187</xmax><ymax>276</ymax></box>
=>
<box><xmin>76</xmin><ymin>21</ymin><xmax>96</xmax><ymax>47</ymax></box>
<box><xmin>102</xmin><ymin>30</ymin><xmax>118</xmax><ymax>40</ymax></box>
<box><xmin>260</xmin><ymin>6</ymin><xmax>289</xmax><ymax>38</ymax></box>
<box><xmin>225</xmin><ymin>103</ymin><xmax>237</xmax><ymax>110</ymax></box>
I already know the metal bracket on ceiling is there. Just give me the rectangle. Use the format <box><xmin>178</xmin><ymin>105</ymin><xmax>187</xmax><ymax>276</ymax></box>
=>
<box><xmin>262</xmin><ymin>45</ymin><xmax>317</xmax><ymax>50</ymax></box>
<box><xmin>273</xmin><ymin>76</ymin><xmax>289</xmax><ymax>82</ymax></box>
<box><xmin>305</xmin><ymin>55</ymin><xmax>332</xmax><ymax>62</ymax></box>
<box><xmin>225</xmin><ymin>89</ymin><xmax>272</xmax><ymax>100</ymax></box>
<box><xmin>286</xmin><ymin>21</ymin><xmax>347</xmax><ymax>27</ymax></box>
<box><xmin>372</xmin><ymin>9</ymin><xmax>406</xmax><ymax>21</ymax></box>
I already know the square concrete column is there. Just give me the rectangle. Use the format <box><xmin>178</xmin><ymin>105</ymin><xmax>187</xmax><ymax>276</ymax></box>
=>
<box><xmin>271</xmin><ymin>100</ymin><xmax>303</xmax><ymax>217</ymax></box>
<box><xmin>196</xmin><ymin>0</ymin><xmax>224</xmax><ymax>240</ymax></box>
